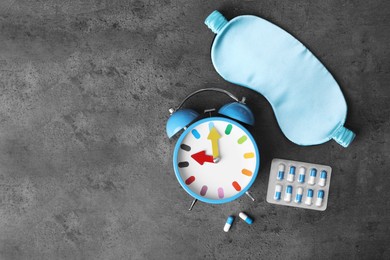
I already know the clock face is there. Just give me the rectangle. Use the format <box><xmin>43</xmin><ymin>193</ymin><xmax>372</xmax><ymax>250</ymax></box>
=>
<box><xmin>173</xmin><ymin>117</ymin><xmax>260</xmax><ymax>204</ymax></box>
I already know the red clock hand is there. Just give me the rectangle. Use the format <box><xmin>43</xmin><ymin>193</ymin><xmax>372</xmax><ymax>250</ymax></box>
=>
<box><xmin>191</xmin><ymin>151</ymin><xmax>214</xmax><ymax>165</ymax></box>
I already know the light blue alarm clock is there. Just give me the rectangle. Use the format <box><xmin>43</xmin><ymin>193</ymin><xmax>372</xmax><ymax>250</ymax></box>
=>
<box><xmin>166</xmin><ymin>88</ymin><xmax>260</xmax><ymax>209</ymax></box>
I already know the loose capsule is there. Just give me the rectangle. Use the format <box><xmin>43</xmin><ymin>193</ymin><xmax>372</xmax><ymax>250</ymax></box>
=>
<box><xmin>305</xmin><ymin>189</ymin><xmax>314</xmax><ymax>205</ymax></box>
<box><xmin>239</xmin><ymin>212</ymin><xmax>253</xmax><ymax>225</ymax></box>
<box><xmin>287</xmin><ymin>166</ymin><xmax>295</xmax><ymax>182</ymax></box>
<box><xmin>318</xmin><ymin>170</ymin><xmax>327</xmax><ymax>187</ymax></box>
<box><xmin>284</xmin><ymin>185</ymin><xmax>293</xmax><ymax>202</ymax></box>
<box><xmin>277</xmin><ymin>164</ymin><xmax>285</xmax><ymax>180</ymax></box>
<box><xmin>274</xmin><ymin>184</ymin><xmax>282</xmax><ymax>201</ymax></box>
<box><xmin>316</xmin><ymin>190</ymin><xmax>324</xmax><ymax>207</ymax></box>
<box><xmin>223</xmin><ymin>216</ymin><xmax>234</xmax><ymax>232</ymax></box>
<box><xmin>298</xmin><ymin>167</ymin><xmax>306</xmax><ymax>183</ymax></box>
<box><xmin>295</xmin><ymin>187</ymin><xmax>303</xmax><ymax>203</ymax></box>
<box><xmin>308</xmin><ymin>168</ymin><xmax>317</xmax><ymax>185</ymax></box>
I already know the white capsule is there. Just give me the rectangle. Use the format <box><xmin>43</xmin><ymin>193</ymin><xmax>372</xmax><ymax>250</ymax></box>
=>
<box><xmin>274</xmin><ymin>184</ymin><xmax>282</xmax><ymax>201</ymax></box>
<box><xmin>284</xmin><ymin>185</ymin><xmax>293</xmax><ymax>202</ymax></box>
<box><xmin>305</xmin><ymin>189</ymin><xmax>314</xmax><ymax>206</ymax></box>
<box><xmin>239</xmin><ymin>212</ymin><xmax>253</xmax><ymax>225</ymax></box>
<box><xmin>277</xmin><ymin>164</ymin><xmax>285</xmax><ymax>180</ymax></box>
<box><xmin>294</xmin><ymin>187</ymin><xmax>303</xmax><ymax>203</ymax></box>
<box><xmin>287</xmin><ymin>166</ymin><xmax>295</xmax><ymax>182</ymax></box>
<box><xmin>223</xmin><ymin>216</ymin><xmax>234</xmax><ymax>232</ymax></box>
<box><xmin>318</xmin><ymin>170</ymin><xmax>327</xmax><ymax>187</ymax></box>
<box><xmin>315</xmin><ymin>190</ymin><xmax>325</xmax><ymax>207</ymax></box>
<box><xmin>298</xmin><ymin>167</ymin><xmax>305</xmax><ymax>183</ymax></box>
<box><xmin>308</xmin><ymin>168</ymin><xmax>317</xmax><ymax>185</ymax></box>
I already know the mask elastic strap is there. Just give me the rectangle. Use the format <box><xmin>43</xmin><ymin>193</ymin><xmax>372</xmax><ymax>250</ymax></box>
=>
<box><xmin>331</xmin><ymin>126</ymin><xmax>356</xmax><ymax>148</ymax></box>
<box><xmin>205</xmin><ymin>10</ymin><xmax>228</xmax><ymax>34</ymax></box>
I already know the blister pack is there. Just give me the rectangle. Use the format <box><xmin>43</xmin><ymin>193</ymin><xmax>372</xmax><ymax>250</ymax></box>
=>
<box><xmin>266</xmin><ymin>159</ymin><xmax>332</xmax><ymax>211</ymax></box>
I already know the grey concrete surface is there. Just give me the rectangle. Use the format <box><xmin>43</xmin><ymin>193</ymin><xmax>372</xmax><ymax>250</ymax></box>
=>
<box><xmin>0</xmin><ymin>0</ymin><xmax>389</xmax><ymax>259</ymax></box>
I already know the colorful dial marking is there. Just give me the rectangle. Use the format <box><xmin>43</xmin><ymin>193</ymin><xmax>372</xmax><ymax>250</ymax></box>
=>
<box><xmin>244</xmin><ymin>152</ymin><xmax>254</xmax><ymax>159</ymax></box>
<box><xmin>178</xmin><ymin>161</ymin><xmax>189</xmax><ymax>168</ymax></box>
<box><xmin>238</xmin><ymin>135</ymin><xmax>247</xmax><ymax>144</ymax></box>
<box><xmin>225</xmin><ymin>124</ymin><xmax>233</xmax><ymax>135</ymax></box>
<box><xmin>180</xmin><ymin>144</ymin><xmax>191</xmax><ymax>151</ymax></box>
<box><xmin>242</xmin><ymin>169</ymin><xmax>252</xmax><ymax>176</ymax></box>
<box><xmin>232</xmin><ymin>181</ymin><xmax>242</xmax><ymax>191</ymax></box>
<box><xmin>200</xmin><ymin>185</ymin><xmax>208</xmax><ymax>196</ymax></box>
<box><xmin>185</xmin><ymin>176</ymin><xmax>195</xmax><ymax>185</ymax></box>
<box><xmin>191</xmin><ymin>129</ymin><xmax>201</xmax><ymax>139</ymax></box>
<box><xmin>218</xmin><ymin>187</ymin><xmax>224</xmax><ymax>198</ymax></box>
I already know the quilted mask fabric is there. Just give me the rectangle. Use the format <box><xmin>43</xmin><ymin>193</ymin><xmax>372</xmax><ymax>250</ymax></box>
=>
<box><xmin>205</xmin><ymin>10</ymin><xmax>356</xmax><ymax>147</ymax></box>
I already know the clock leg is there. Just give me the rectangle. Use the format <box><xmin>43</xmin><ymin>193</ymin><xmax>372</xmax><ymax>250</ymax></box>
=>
<box><xmin>188</xmin><ymin>199</ymin><xmax>198</xmax><ymax>211</ymax></box>
<box><xmin>245</xmin><ymin>191</ymin><xmax>256</xmax><ymax>202</ymax></box>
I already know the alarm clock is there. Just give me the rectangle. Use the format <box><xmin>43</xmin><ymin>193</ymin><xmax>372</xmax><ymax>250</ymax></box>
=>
<box><xmin>166</xmin><ymin>88</ymin><xmax>260</xmax><ymax>210</ymax></box>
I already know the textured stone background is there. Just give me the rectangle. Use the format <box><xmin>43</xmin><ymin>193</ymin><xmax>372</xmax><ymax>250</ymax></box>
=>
<box><xmin>0</xmin><ymin>0</ymin><xmax>389</xmax><ymax>259</ymax></box>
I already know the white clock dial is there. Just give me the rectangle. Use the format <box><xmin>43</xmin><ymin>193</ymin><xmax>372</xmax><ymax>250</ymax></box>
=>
<box><xmin>173</xmin><ymin>117</ymin><xmax>260</xmax><ymax>203</ymax></box>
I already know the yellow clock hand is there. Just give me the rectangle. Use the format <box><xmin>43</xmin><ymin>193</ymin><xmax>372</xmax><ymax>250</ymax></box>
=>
<box><xmin>207</xmin><ymin>126</ymin><xmax>221</xmax><ymax>161</ymax></box>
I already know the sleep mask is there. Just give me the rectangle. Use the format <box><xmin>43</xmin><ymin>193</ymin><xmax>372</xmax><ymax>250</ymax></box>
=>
<box><xmin>205</xmin><ymin>11</ymin><xmax>356</xmax><ymax>147</ymax></box>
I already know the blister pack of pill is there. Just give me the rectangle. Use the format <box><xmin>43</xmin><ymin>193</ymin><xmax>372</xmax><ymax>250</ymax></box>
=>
<box><xmin>266</xmin><ymin>158</ymin><xmax>332</xmax><ymax>211</ymax></box>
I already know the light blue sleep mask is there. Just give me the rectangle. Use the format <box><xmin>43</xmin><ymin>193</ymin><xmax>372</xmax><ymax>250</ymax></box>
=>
<box><xmin>205</xmin><ymin>11</ymin><xmax>356</xmax><ymax>147</ymax></box>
